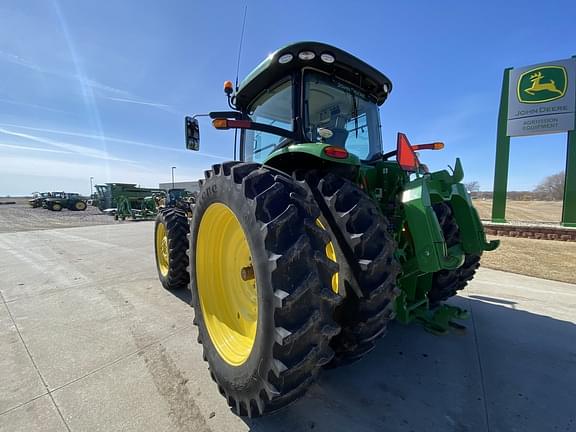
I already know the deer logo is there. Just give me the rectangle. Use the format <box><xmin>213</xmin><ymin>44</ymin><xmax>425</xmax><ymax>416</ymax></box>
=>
<box><xmin>524</xmin><ymin>72</ymin><xmax>563</xmax><ymax>96</ymax></box>
<box><xmin>517</xmin><ymin>65</ymin><xmax>567</xmax><ymax>103</ymax></box>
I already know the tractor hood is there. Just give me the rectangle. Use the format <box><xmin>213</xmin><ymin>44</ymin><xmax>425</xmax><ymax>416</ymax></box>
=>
<box><xmin>235</xmin><ymin>41</ymin><xmax>393</xmax><ymax>109</ymax></box>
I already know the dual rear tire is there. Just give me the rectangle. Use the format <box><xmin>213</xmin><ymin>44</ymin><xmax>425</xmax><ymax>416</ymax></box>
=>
<box><xmin>428</xmin><ymin>203</ymin><xmax>481</xmax><ymax>306</ymax></box>
<box><xmin>295</xmin><ymin>171</ymin><xmax>401</xmax><ymax>366</ymax></box>
<box><xmin>156</xmin><ymin>163</ymin><xmax>402</xmax><ymax>416</ymax></box>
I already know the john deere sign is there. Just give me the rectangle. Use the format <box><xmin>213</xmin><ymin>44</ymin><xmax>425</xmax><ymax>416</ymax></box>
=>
<box><xmin>507</xmin><ymin>58</ymin><xmax>575</xmax><ymax>136</ymax></box>
<box><xmin>493</xmin><ymin>57</ymin><xmax>576</xmax><ymax>227</ymax></box>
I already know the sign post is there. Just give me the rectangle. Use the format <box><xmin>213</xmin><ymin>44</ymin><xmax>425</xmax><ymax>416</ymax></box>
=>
<box><xmin>491</xmin><ymin>57</ymin><xmax>576</xmax><ymax>226</ymax></box>
<box><xmin>562</xmin><ymin>129</ymin><xmax>576</xmax><ymax>226</ymax></box>
<box><xmin>492</xmin><ymin>68</ymin><xmax>512</xmax><ymax>223</ymax></box>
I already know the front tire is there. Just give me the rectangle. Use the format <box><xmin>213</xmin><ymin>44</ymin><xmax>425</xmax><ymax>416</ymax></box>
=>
<box><xmin>154</xmin><ymin>208</ymin><xmax>189</xmax><ymax>290</ymax></box>
<box><xmin>50</xmin><ymin>203</ymin><xmax>62</xmax><ymax>211</ymax></box>
<box><xmin>189</xmin><ymin>162</ymin><xmax>340</xmax><ymax>417</ymax></box>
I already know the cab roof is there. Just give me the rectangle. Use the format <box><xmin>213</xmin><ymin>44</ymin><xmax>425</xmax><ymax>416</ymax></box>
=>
<box><xmin>235</xmin><ymin>41</ymin><xmax>393</xmax><ymax>109</ymax></box>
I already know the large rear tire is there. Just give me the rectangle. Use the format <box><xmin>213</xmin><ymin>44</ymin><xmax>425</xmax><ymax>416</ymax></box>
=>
<box><xmin>296</xmin><ymin>171</ymin><xmax>401</xmax><ymax>367</ymax></box>
<box><xmin>154</xmin><ymin>208</ymin><xmax>189</xmax><ymax>290</ymax></box>
<box><xmin>427</xmin><ymin>203</ymin><xmax>481</xmax><ymax>306</ymax></box>
<box><xmin>189</xmin><ymin>162</ymin><xmax>340</xmax><ymax>417</ymax></box>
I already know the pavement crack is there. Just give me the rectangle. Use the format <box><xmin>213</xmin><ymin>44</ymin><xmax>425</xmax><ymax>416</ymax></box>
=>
<box><xmin>468</xmin><ymin>297</ymin><xmax>492</xmax><ymax>432</ymax></box>
<box><xmin>0</xmin><ymin>392</ymin><xmax>48</xmax><ymax>417</ymax></box>
<box><xmin>0</xmin><ymin>290</ymin><xmax>72</xmax><ymax>431</ymax></box>
<box><xmin>50</xmin><ymin>325</ymin><xmax>192</xmax><ymax>394</ymax></box>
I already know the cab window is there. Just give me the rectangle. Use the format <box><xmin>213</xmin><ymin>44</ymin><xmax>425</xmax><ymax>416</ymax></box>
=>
<box><xmin>243</xmin><ymin>79</ymin><xmax>293</xmax><ymax>163</ymax></box>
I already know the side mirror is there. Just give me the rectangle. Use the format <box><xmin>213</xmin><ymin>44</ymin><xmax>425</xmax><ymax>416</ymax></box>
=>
<box><xmin>185</xmin><ymin>116</ymin><xmax>200</xmax><ymax>151</ymax></box>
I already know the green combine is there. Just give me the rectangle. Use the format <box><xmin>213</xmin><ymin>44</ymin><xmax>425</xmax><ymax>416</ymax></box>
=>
<box><xmin>154</xmin><ymin>41</ymin><xmax>499</xmax><ymax>417</ymax></box>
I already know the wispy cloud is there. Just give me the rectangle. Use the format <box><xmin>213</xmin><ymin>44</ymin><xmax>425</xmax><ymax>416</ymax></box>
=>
<box><xmin>99</xmin><ymin>95</ymin><xmax>180</xmax><ymax>114</ymax></box>
<box><xmin>0</xmin><ymin>49</ymin><xmax>43</xmax><ymax>71</ymax></box>
<box><xmin>0</xmin><ymin>97</ymin><xmax>72</xmax><ymax>115</ymax></box>
<box><xmin>0</xmin><ymin>143</ymin><xmax>71</xmax><ymax>154</ymax></box>
<box><xmin>0</xmin><ymin>48</ymin><xmax>174</xmax><ymax>113</ymax></box>
<box><xmin>0</xmin><ymin>127</ymin><xmax>134</xmax><ymax>163</ymax></box>
<box><xmin>0</xmin><ymin>154</ymin><xmax>159</xmax><ymax>184</ymax></box>
<box><xmin>0</xmin><ymin>123</ymin><xmax>229</xmax><ymax>160</ymax></box>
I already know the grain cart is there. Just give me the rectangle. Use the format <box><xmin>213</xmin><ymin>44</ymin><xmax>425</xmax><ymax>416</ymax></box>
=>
<box><xmin>154</xmin><ymin>42</ymin><xmax>499</xmax><ymax>417</ymax></box>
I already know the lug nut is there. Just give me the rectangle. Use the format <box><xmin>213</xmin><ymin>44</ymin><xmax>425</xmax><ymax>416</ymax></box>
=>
<box><xmin>241</xmin><ymin>265</ymin><xmax>255</xmax><ymax>281</ymax></box>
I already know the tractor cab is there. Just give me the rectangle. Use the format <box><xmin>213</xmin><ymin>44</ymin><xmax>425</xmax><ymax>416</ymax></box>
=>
<box><xmin>186</xmin><ymin>42</ymin><xmax>392</xmax><ymax>169</ymax></box>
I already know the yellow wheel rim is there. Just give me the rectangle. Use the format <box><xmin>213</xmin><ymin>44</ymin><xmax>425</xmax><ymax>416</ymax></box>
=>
<box><xmin>155</xmin><ymin>223</ymin><xmax>169</xmax><ymax>277</ymax></box>
<box><xmin>196</xmin><ymin>203</ymin><xmax>258</xmax><ymax>366</ymax></box>
<box><xmin>316</xmin><ymin>219</ymin><xmax>339</xmax><ymax>294</ymax></box>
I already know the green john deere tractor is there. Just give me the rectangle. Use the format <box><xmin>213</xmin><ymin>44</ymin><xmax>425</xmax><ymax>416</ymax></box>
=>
<box><xmin>44</xmin><ymin>193</ymin><xmax>88</xmax><ymax>211</ymax></box>
<box><xmin>153</xmin><ymin>41</ymin><xmax>499</xmax><ymax>417</ymax></box>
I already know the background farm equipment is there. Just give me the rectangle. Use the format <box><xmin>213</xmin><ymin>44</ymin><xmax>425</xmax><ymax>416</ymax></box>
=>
<box><xmin>29</xmin><ymin>192</ymin><xmax>53</xmax><ymax>208</ymax></box>
<box><xmin>155</xmin><ymin>188</ymin><xmax>196</xmax><ymax>217</ymax></box>
<box><xmin>93</xmin><ymin>183</ymin><xmax>164</xmax><ymax>220</ymax></box>
<box><xmin>114</xmin><ymin>195</ymin><xmax>158</xmax><ymax>220</ymax></box>
<box><xmin>155</xmin><ymin>41</ymin><xmax>499</xmax><ymax>417</ymax></box>
<box><xmin>44</xmin><ymin>193</ymin><xmax>87</xmax><ymax>211</ymax></box>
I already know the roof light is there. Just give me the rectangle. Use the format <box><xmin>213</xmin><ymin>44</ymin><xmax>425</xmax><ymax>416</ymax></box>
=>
<box><xmin>278</xmin><ymin>53</ymin><xmax>293</xmax><ymax>64</ymax></box>
<box><xmin>298</xmin><ymin>51</ymin><xmax>316</xmax><ymax>61</ymax></box>
<box><xmin>383</xmin><ymin>84</ymin><xmax>389</xmax><ymax>93</ymax></box>
<box><xmin>324</xmin><ymin>146</ymin><xmax>349</xmax><ymax>159</ymax></box>
<box><xmin>223</xmin><ymin>80</ymin><xmax>234</xmax><ymax>95</ymax></box>
<box><xmin>320</xmin><ymin>53</ymin><xmax>335</xmax><ymax>63</ymax></box>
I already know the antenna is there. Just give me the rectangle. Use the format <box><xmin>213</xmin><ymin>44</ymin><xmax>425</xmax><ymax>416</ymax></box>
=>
<box><xmin>235</xmin><ymin>3</ymin><xmax>248</xmax><ymax>91</ymax></box>
<box><xmin>233</xmin><ymin>3</ymin><xmax>248</xmax><ymax>160</ymax></box>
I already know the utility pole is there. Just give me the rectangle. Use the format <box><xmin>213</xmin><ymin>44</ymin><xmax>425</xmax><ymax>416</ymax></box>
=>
<box><xmin>171</xmin><ymin>167</ymin><xmax>176</xmax><ymax>190</ymax></box>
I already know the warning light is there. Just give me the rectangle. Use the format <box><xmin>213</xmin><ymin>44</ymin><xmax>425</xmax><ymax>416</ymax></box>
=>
<box><xmin>324</xmin><ymin>146</ymin><xmax>349</xmax><ymax>159</ymax></box>
<box><xmin>224</xmin><ymin>80</ymin><xmax>234</xmax><ymax>95</ymax></box>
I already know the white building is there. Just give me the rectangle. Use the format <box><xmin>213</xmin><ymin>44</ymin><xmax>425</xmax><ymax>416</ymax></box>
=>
<box><xmin>158</xmin><ymin>181</ymin><xmax>200</xmax><ymax>193</ymax></box>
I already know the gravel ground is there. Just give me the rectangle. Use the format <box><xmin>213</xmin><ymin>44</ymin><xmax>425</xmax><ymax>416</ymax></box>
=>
<box><xmin>0</xmin><ymin>198</ymin><xmax>116</xmax><ymax>233</ymax></box>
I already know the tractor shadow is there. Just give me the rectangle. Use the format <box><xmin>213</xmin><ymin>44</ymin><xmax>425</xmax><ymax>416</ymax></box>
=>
<box><xmin>243</xmin><ymin>297</ymin><xmax>576</xmax><ymax>432</ymax></box>
<box><xmin>168</xmin><ymin>286</ymin><xmax>192</xmax><ymax>304</ymax></box>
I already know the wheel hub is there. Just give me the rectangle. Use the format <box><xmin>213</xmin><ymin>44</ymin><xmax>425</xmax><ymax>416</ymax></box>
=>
<box><xmin>196</xmin><ymin>203</ymin><xmax>258</xmax><ymax>366</ymax></box>
<box><xmin>155</xmin><ymin>223</ymin><xmax>169</xmax><ymax>276</ymax></box>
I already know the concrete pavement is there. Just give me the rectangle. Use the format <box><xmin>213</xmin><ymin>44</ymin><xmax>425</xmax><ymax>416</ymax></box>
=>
<box><xmin>0</xmin><ymin>223</ymin><xmax>574</xmax><ymax>432</ymax></box>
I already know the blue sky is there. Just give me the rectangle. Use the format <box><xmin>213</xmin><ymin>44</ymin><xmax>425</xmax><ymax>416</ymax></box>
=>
<box><xmin>0</xmin><ymin>0</ymin><xmax>574</xmax><ymax>195</ymax></box>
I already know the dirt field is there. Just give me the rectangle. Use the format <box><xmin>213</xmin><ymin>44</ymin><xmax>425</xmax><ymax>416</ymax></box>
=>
<box><xmin>0</xmin><ymin>197</ymin><xmax>115</xmax><ymax>233</ymax></box>
<box><xmin>474</xmin><ymin>199</ymin><xmax>562</xmax><ymax>223</ymax></box>
<box><xmin>481</xmin><ymin>235</ymin><xmax>576</xmax><ymax>284</ymax></box>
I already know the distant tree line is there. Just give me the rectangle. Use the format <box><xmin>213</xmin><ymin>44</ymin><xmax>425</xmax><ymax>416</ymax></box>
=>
<box><xmin>464</xmin><ymin>171</ymin><xmax>565</xmax><ymax>201</ymax></box>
